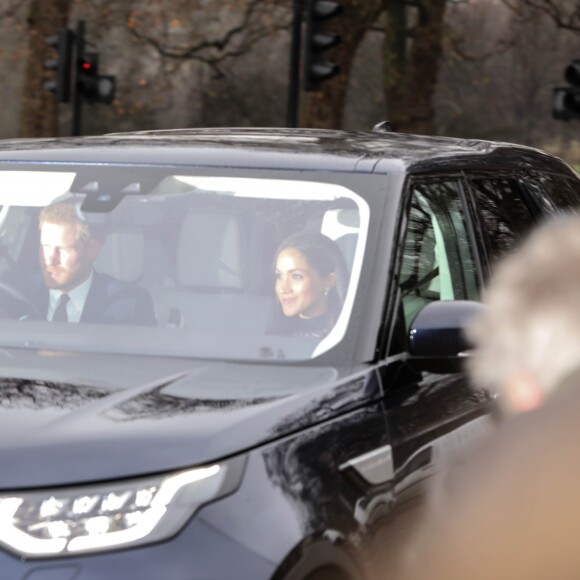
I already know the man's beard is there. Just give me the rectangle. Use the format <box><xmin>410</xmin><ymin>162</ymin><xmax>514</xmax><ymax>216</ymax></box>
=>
<box><xmin>42</xmin><ymin>265</ymin><xmax>75</xmax><ymax>290</ymax></box>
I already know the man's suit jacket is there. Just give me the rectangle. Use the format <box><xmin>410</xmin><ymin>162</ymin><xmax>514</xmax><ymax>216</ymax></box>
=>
<box><xmin>30</xmin><ymin>271</ymin><xmax>157</xmax><ymax>326</ymax></box>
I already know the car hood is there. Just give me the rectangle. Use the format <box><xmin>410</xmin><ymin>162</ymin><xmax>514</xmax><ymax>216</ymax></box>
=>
<box><xmin>0</xmin><ymin>348</ymin><xmax>377</xmax><ymax>489</ymax></box>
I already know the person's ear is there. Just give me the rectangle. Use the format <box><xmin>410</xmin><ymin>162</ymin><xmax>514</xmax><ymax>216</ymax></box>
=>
<box><xmin>504</xmin><ymin>370</ymin><xmax>545</xmax><ymax>414</ymax></box>
<box><xmin>325</xmin><ymin>272</ymin><xmax>336</xmax><ymax>292</ymax></box>
<box><xmin>86</xmin><ymin>239</ymin><xmax>101</xmax><ymax>263</ymax></box>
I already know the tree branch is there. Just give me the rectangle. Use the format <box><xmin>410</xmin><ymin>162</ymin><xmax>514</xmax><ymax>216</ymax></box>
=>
<box><xmin>0</xmin><ymin>0</ymin><xmax>27</xmax><ymax>19</ymax></box>
<box><xmin>502</xmin><ymin>0</ymin><xmax>580</xmax><ymax>32</ymax></box>
<box><xmin>127</xmin><ymin>0</ymin><xmax>290</xmax><ymax>66</ymax></box>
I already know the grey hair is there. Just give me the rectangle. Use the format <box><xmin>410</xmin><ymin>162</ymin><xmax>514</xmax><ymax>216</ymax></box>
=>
<box><xmin>467</xmin><ymin>212</ymin><xmax>580</xmax><ymax>398</ymax></box>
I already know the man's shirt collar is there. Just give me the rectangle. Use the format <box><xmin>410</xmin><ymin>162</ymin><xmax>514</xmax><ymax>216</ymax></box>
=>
<box><xmin>48</xmin><ymin>269</ymin><xmax>94</xmax><ymax>323</ymax></box>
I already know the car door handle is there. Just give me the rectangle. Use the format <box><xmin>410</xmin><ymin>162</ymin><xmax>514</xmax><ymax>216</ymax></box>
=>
<box><xmin>339</xmin><ymin>444</ymin><xmax>394</xmax><ymax>485</ymax></box>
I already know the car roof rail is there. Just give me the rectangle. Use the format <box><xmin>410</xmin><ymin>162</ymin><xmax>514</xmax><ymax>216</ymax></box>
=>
<box><xmin>372</xmin><ymin>121</ymin><xmax>393</xmax><ymax>133</ymax></box>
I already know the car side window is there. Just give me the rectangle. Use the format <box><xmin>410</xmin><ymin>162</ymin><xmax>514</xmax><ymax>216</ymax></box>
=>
<box><xmin>469</xmin><ymin>178</ymin><xmax>535</xmax><ymax>261</ymax></box>
<box><xmin>534</xmin><ymin>172</ymin><xmax>580</xmax><ymax>210</ymax></box>
<box><xmin>399</xmin><ymin>180</ymin><xmax>479</xmax><ymax>329</ymax></box>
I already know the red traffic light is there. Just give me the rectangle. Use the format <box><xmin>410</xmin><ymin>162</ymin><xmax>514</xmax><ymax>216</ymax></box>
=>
<box><xmin>79</xmin><ymin>52</ymin><xmax>99</xmax><ymax>76</ymax></box>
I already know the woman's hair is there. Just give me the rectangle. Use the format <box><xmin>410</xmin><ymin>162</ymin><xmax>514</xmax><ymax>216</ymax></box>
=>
<box><xmin>275</xmin><ymin>231</ymin><xmax>349</xmax><ymax>308</ymax></box>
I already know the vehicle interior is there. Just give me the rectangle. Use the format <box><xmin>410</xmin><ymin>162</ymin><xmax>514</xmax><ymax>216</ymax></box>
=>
<box><xmin>0</xmin><ymin>171</ymin><xmax>369</xmax><ymax>359</ymax></box>
<box><xmin>399</xmin><ymin>184</ymin><xmax>479</xmax><ymax>328</ymax></box>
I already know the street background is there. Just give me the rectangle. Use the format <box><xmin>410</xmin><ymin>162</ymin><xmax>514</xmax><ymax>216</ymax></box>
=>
<box><xmin>1</xmin><ymin>0</ymin><xmax>579</xmax><ymax>163</ymax></box>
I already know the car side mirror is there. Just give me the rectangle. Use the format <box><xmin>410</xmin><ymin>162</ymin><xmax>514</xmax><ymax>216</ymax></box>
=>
<box><xmin>408</xmin><ymin>300</ymin><xmax>485</xmax><ymax>373</ymax></box>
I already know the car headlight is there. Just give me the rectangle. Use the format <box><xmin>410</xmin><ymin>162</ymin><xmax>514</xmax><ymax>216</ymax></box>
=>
<box><xmin>0</xmin><ymin>456</ymin><xmax>245</xmax><ymax>558</ymax></box>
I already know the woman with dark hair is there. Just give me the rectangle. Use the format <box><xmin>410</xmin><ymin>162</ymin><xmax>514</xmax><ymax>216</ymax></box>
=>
<box><xmin>271</xmin><ymin>231</ymin><xmax>347</xmax><ymax>339</ymax></box>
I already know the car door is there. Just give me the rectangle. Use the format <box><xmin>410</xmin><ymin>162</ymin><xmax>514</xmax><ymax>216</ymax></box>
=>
<box><xmin>379</xmin><ymin>176</ymin><xmax>490</xmax><ymax>497</ymax></box>
<box><xmin>373</xmin><ymin>175</ymin><xmax>492</xmax><ymax>573</ymax></box>
<box><xmin>373</xmin><ymin>170</ymin><xmax>546</xmax><ymax>575</ymax></box>
<box><xmin>385</xmin><ymin>173</ymin><xmax>541</xmax><ymax>468</ymax></box>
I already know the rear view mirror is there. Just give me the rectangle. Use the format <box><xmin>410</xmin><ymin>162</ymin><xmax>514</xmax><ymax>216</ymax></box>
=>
<box><xmin>408</xmin><ymin>300</ymin><xmax>484</xmax><ymax>373</ymax></box>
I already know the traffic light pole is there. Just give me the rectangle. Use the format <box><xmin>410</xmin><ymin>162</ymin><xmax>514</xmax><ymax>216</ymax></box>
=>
<box><xmin>72</xmin><ymin>20</ymin><xmax>85</xmax><ymax>137</ymax></box>
<box><xmin>286</xmin><ymin>0</ymin><xmax>303</xmax><ymax>128</ymax></box>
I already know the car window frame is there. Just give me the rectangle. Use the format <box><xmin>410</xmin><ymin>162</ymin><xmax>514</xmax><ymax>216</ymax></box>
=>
<box><xmin>381</xmin><ymin>172</ymin><xmax>485</xmax><ymax>360</ymax></box>
<box><xmin>462</xmin><ymin>170</ymin><xmax>542</xmax><ymax>277</ymax></box>
<box><xmin>520</xmin><ymin>169</ymin><xmax>580</xmax><ymax>214</ymax></box>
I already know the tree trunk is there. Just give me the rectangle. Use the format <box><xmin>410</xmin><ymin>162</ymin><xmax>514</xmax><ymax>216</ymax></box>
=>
<box><xmin>384</xmin><ymin>0</ymin><xmax>448</xmax><ymax>135</ymax></box>
<box><xmin>20</xmin><ymin>0</ymin><xmax>72</xmax><ymax>137</ymax></box>
<box><xmin>301</xmin><ymin>0</ymin><xmax>383</xmax><ymax>128</ymax></box>
<box><xmin>382</xmin><ymin>0</ymin><xmax>407</xmax><ymax>123</ymax></box>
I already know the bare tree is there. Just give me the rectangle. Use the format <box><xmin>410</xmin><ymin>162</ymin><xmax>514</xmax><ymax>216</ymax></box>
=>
<box><xmin>0</xmin><ymin>0</ymin><xmax>27</xmax><ymax>17</ymax></box>
<box><xmin>302</xmin><ymin>0</ymin><xmax>451</xmax><ymax>134</ymax></box>
<box><xmin>9</xmin><ymin>0</ymin><xmax>575</xmax><ymax>143</ymax></box>
<box><xmin>93</xmin><ymin>0</ymin><xmax>292</xmax><ymax>131</ymax></box>
<box><xmin>382</xmin><ymin>0</ymin><xmax>448</xmax><ymax>134</ymax></box>
<box><xmin>11</xmin><ymin>0</ymin><xmax>468</xmax><ymax>136</ymax></box>
<box><xmin>124</xmin><ymin>0</ymin><xmax>290</xmax><ymax>77</ymax></box>
<box><xmin>435</xmin><ymin>0</ymin><xmax>514</xmax><ymax>137</ymax></box>
<box><xmin>301</xmin><ymin>0</ymin><xmax>383</xmax><ymax>128</ymax></box>
<box><xmin>503</xmin><ymin>0</ymin><xmax>580</xmax><ymax>32</ymax></box>
<box><xmin>435</xmin><ymin>0</ymin><xmax>580</xmax><ymax>155</ymax></box>
<box><xmin>503</xmin><ymin>7</ymin><xmax>567</xmax><ymax>143</ymax></box>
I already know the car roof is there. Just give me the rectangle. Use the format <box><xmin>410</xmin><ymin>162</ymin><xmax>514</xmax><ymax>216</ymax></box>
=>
<box><xmin>0</xmin><ymin>127</ymin><xmax>567</xmax><ymax>175</ymax></box>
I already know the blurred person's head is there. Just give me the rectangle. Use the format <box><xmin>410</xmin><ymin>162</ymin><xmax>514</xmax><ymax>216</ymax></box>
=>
<box><xmin>39</xmin><ymin>203</ymin><xmax>100</xmax><ymax>292</ymax></box>
<box><xmin>467</xmin><ymin>212</ymin><xmax>580</xmax><ymax>415</ymax></box>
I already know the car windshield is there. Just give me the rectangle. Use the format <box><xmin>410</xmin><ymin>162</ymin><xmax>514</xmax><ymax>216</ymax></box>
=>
<box><xmin>0</xmin><ymin>166</ymin><xmax>371</xmax><ymax>362</ymax></box>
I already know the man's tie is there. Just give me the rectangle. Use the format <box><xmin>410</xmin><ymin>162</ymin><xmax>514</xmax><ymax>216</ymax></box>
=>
<box><xmin>52</xmin><ymin>294</ymin><xmax>70</xmax><ymax>322</ymax></box>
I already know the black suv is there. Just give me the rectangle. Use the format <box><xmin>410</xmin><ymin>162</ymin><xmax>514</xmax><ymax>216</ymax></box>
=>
<box><xmin>0</xmin><ymin>128</ymin><xmax>575</xmax><ymax>580</ymax></box>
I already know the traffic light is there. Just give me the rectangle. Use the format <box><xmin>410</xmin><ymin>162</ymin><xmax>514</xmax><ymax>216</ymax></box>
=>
<box><xmin>43</xmin><ymin>29</ymin><xmax>73</xmax><ymax>102</ymax></box>
<box><xmin>553</xmin><ymin>59</ymin><xmax>580</xmax><ymax>121</ymax></box>
<box><xmin>303</xmin><ymin>0</ymin><xmax>342</xmax><ymax>92</ymax></box>
<box><xmin>76</xmin><ymin>51</ymin><xmax>116</xmax><ymax>104</ymax></box>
